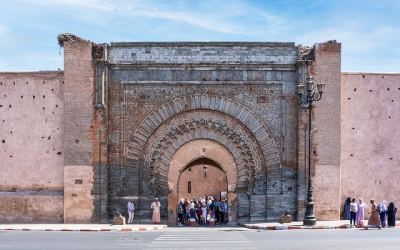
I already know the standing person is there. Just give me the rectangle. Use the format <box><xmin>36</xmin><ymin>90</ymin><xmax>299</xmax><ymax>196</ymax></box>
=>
<box><xmin>192</xmin><ymin>200</ymin><xmax>198</xmax><ymax>224</ymax></box>
<box><xmin>343</xmin><ymin>197</ymin><xmax>351</xmax><ymax>220</ymax></box>
<box><xmin>356</xmin><ymin>198</ymin><xmax>367</xmax><ymax>226</ymax></box>
<box><xmin>215</xmin><ymin>201</ymin><xmax>220</xmax><ymax>226</ymax></box>
<box><xmin>177</xmin><ymin>199</ymin><xmax>184</xmax><ymax>226</ymax></box>
<box><xmin>202</xmin><ymin>203</ymin><xmax>207</xmax><ymax>225</ymax></box>
<box><xmin>127</xmin><ymin>198</ymin><xmax>135</xmax><ymax>224</ymax></box>
<box><xmin>197</xmin><ymin>199</ymin><xmax>203</xmax><ymax>225</ymax></box>
<box><xmin>349</xmin><ymin>198</ymin><xmax>358</xmax><ymax>227</ymax></box>
<box><xmin>219</xmin><ymin>201</ymin><xmax>224</xmax><ymax>225</ymax></box>
<box><xmin>366</xmin><ymin>199</ymin><xmax>382</xmax><ymax>230</ymax></box>
<box><xmin>222</xmin><ymin>199</ymin><xmax>228</xmax><ymax>224</ymax></box>
<box><xmin>186</xmin><ymin>198</ymin><xmax>191</xmax><ymax>224</ymax></box>
<box><xmin>379</xmin><ymin>201</ymin><xmax>388</xmax><ymax>228</ymax></box>
<box><xmin>181</xmin><ymin>198</ymin><xmax>187</xmax><ymax>225</ymax></box>
<box><xmin>151</xmin><ymin>198</ymin><xmax>161</xmax><ymax>224</ymax></box>
<box><xmin>209</xmin><ymin>199</ymin><xmax>215</xmax><ymax>220</ymax></box>
<box><xmin>387</xmin><ymin>202</ymin><xmax>397</xmax><ymax>227</ymax></box>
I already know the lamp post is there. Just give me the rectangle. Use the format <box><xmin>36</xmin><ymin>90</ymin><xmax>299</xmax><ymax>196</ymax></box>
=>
<box><xmin>297</xmin><ymin>75</ymin><xmax>325</xmax><ymax>226</ymax></box>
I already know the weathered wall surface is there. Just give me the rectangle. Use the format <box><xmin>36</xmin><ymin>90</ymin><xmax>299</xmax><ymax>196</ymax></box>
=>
<box><xmin>341</xmin><ymin>73</ymin><xmax>400</xmax><ymax>219</ymax></box>
<box><xmin>0</xmin><ymin>71</ymin><xmax>64</xmax><ymax>222</ymax></box>
<box><xmin>63</xmin><ymin>40</ymin><xmax>96</xmax><ymax>223</ymax></box>
<box><xmin>64</xmin><ymin>165</ymin><xmax>94</xmax><ymax>223</ymax></box>
<box><xmin>105</xmin><ymin>42</ymin><xmax>300</xmax><ymax>222</ymax></box>
<box><xmin>312</xmin><ymin>42</ymin><xmax>342</xmax><ymax>220</ymax></box>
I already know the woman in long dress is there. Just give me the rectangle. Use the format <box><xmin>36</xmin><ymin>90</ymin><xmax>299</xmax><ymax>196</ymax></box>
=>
<box><xmin>379</xmin><ymin>201</ymin><xmax>387</xmax><ymax>228</ymax></box>
<box><xmin>366</xmin><ymin>199</ymin><xmax>382</xmax><ymax>229</ymax></box>
<box><xmin>356</xmin><ymin>198</ymin><xmax>367</xmax><ymax>226</ymax></box>
<box><xmin>151</xmin><ymin>198</ymin><xmax>161</xmax><ymax>224</ymax></box>
<box><xmin>343</xmin><ymin>197</ymin><xmax>351</xmax><ymax>220</ymax></box>
<box><xmin>387</xmin><ymin>202</ymin><xmax>397</xmax><ymax>227</ymax></box>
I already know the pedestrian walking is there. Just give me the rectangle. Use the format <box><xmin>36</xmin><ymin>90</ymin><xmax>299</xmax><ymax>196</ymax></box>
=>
<box><xmin>387</xmin><ymin>202</ymin><xmax>397</xmax><ymax>227</ymax></box>
<box><xmin>343</xmin><ymin>197</ymin><xmax>351</xmax><ymax>220</ymax></box>
<box><xmin>127</xmin><ymin>198</ymin><xmax>135</xmax><ymax>224</ymax></box>
<box><xmin>151</xmin><ymin>198</ymin><xmax>161</xmax><ymax>224</ymax></box>
<box><xmin>366</xmin><ymin>199</ymin><xmax>382</xmax><ymax>230</ymax></box>
<box><xmin>379</xmin><ymin>201</ymin><xmax>387</xmax><ymax>228</ymax></box>
<box><xmin>349</xmin><ymin>198</ymin><xmax>358</xmax><ymax>227</ymax></box>
<box><xmin>356</xmin><ymin>198</ymin><xmax>367</xmax><ymax>226</ymax></box>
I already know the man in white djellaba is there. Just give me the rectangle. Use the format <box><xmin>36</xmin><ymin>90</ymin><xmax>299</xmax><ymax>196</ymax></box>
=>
<box><xmin>151</xmin><ymin>198</ymin><xmax>161</xmax><ymax>224</ymax></box>
<box><xmin>127</xmin><ymin>198</ymin><xmax>135</xmax><ymax>224</ymax></box>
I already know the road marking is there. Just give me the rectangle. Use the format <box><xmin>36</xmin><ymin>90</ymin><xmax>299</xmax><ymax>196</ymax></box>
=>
<box><xmin>147</xmin><ymin>231</ymin><xmax>257</xmax><ymax>249</ymax></box>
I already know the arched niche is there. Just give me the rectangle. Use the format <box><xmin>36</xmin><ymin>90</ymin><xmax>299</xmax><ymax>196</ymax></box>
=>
<box><xmin>167</xmin><ymin>139</ymin><xmax>237</xmax><ymax>223</ymax></box>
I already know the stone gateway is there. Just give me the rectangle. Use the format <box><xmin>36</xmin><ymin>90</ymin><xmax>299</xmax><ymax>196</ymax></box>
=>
<box><xmin>1</xmin><ymin>34</ymin><xmax>398</xmax><ymax>224</ymax></box>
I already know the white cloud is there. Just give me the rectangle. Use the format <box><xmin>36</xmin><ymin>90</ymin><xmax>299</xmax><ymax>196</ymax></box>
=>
<box><xmin>110</xmin><ymin>0</ymin><xmax>286</xmax><ymax>36</ymax></box>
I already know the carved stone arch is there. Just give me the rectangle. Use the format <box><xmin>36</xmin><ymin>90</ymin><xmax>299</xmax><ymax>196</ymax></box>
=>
<box><xmin>130</xmin><ymin>109</ymin><xmax>276</xmax><ymax>197</ymax></box>
<box><xmin>127</xmin><ymin>94</ymin><xmax>279</xmax><ymax>164</ymax></box>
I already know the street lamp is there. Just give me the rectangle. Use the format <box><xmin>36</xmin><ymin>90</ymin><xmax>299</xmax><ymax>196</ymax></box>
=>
<box><xmin>297</xmin><ymin>75</ymin><xmax>325</xmax><ymax>226</ymax></box>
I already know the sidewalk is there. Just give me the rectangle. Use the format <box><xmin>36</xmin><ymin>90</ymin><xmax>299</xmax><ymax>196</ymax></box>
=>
<box><xmin>239</xmin><ymin>220</ymin><xmax>400</xmax><ymax>230</ymax></box>
<box><xmin>0</xmin><ymin>223</ymin><xmax>167</xmax><ymax>232</ymax></box>
<box><xmin>1</xmin><ymin>221</ymin><xmax>399</xmax><ymax>232</ymax></box>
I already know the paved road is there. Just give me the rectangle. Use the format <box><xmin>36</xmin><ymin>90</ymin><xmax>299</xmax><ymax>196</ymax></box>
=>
<box><xmin>1</xmin><ymin>226</ymin><xmax>399</xmax><ymax>250</ymax></box>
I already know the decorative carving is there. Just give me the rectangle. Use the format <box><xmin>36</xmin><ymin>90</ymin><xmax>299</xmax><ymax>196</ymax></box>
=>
<box><xmin>123</xmin><ymin>84</ymin><xmax>282</xmax><ymax>145</ymax></box>
<box><xmin>127</xmin><ymin>109</ymin><xmax>281</xmax><ymax>196</ymax></box>
<box><xmin>121</xmin><ymin>85</ymin><xmax>283</xmax><ymax>198</ymax></box>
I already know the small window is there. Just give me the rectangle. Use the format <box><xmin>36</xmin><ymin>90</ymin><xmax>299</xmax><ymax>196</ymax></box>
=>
<box><xmin>188</xmin><ymin>181</ymin><xmax>191</xmax><ymax>193</ymax></box>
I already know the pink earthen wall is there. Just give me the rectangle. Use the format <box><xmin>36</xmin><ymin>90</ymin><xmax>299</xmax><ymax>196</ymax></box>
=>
<box><xmin>341</xmin><ymin>73</ymin><xmax>400</xmax><ymax>219</ymax></box>
<box><xmin>0</xmin><ymin>71</ymin><xmax>64</xmax><ymax>222</ymax></box>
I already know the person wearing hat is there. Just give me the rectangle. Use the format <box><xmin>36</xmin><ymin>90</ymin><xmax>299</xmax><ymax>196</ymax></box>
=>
<box><xmin>151</xmin><ymin>198</ymin><xmax>161</xmax><ymax>224</ymax></box>
<box><xmin>127</xmin><ymin>198</ymin><xmax>135</xmax><ymax>224</ymax></box>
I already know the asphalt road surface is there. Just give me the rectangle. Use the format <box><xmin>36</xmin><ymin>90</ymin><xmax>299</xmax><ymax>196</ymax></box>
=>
<box><xmin>1</xmin><ymin>226</ymin><xmax>399</xmax><ymax>250</ymax></box>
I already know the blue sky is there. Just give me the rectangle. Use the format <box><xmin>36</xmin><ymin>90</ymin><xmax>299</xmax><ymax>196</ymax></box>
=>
<box><xmin>0</xmin><ymin>0</ymin><xmax>399</xmax><ymax>72</ymax></box>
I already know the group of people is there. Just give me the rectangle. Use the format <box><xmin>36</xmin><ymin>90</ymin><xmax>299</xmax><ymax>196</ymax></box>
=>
<box><xmin>343</xmin><ymin>197</ymin><xmax>397</xmax><ymax>229</ymax></box>
<box><xmin>126</xmin><ymin>197</ymin><xmax>162</xmax><ymax>224</ymax></box>
<box><xmin>177</xmin><ymin>197</ymin><xmax>228</xmax><ymax>226</ymax></box>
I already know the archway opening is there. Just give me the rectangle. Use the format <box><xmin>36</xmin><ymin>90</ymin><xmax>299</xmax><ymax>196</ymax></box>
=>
<box><xmin>178</xmin><ymin>158</ymin><xmax>228</xmax><ymax>202</ymax></box>
<box><xmin>167</xmin><ymin>139</ymin><xmax>238</xmax><ymax>224</ymax></box>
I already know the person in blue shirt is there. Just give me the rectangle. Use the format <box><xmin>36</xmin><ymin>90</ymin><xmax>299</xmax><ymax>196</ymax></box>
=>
<box><xmin>222</xmin><ymin>199</ymin><xmax>228</xmax><ymax>224</ymax></box>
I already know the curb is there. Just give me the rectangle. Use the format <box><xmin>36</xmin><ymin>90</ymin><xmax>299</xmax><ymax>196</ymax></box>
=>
<box><xmin>0</xmin><ymin>225</ymin><xmax>167</xmax><ymax>232</ymax></box>
<box><xmin>240</xmin><ymin>222</ymin><xmax>400</xmax><ymax>230</ymax></box>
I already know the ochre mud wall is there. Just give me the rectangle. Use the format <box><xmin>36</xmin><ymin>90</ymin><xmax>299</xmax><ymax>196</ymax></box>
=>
<box><xmin>0</xmin><ymin>71</ymin><xmax>64</xmax><ymax>222</ymax></box>
<box><xmin>341</xmin><ymin>73</ymin><xmax>400</xmax><ymax>219</ymax></box>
